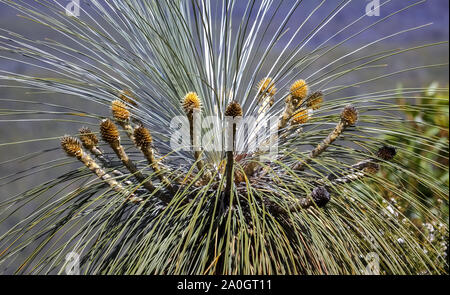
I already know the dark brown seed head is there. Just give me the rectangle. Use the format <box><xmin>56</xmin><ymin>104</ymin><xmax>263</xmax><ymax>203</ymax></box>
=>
<box><xmin>78</xmin><ymin>127</ymin><xmax>98</xmax><ymax>149</ymax></box>
<box><xmin>257</xmin><ymin>77</ymin><xmax>276</xmax><ymax>97</ymax></box>
<box><xmin>340</xmin><ymin>104</ymin><xmax>358</xmax><ymax>126</ymax></box>
<box><xmin>225</xmin><ymin>101</ymin><xmax>243</xmax><ymax>118</ymax></box>
<box><xmin>134</xmin><ymin>125</ymin><xmax>152</xmax><ymax>148</ymax></box>
<box><xmin>182</xmin><ymin>92</ymin><xmax>202</xmax><ymax>114</ymax></box>
<box><xmin>100</xmin><ymin>119</ymin><xmax>120</xmax><ymax>144</ymax></box>
<box><xmin>311</xmin><ymin>186</ymin><xmax>331</xmax><ymax>208</ymax></box>
<box><xmin>61</xmin><ymin>136</ymin><xmax>83</xmax><ymax>158</ymax></box>
<box><xmin>290</xmin><ymin>79</ymin><xmax>308</xmax><ymax>101</ymax></box>
<box><xmin>306</xmin><ymin>91</ymin><xmax>323</xmax><ymax>110</ymax></box>
<box><xmin>377</xmin><ymin>146</ymin><xmax>397</xmax><ymax>161</ymax></box>
<box><xmin>111</xmin><ymin>99</ymin><xmax>130</xmax><ymax>121</ymax></box>
<box><xmin>364</xmin><ymin>162</ymin><xmax>380</xmax><ymax>174</ymax></box>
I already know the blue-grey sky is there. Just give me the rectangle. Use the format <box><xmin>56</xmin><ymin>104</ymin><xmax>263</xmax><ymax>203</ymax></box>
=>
<box><xmin>0</xmin><ymin>1</ymin><xmax>448</xmax><ymax>45</ymax></box>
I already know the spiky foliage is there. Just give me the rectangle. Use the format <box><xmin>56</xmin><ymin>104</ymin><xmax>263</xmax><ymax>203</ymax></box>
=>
<box><xmin>118</xmin><ymin>89</ymin><xmax>138</xmax><ymax>106</ymax></box>
<box><xmin>134</xmin><ymin>126</ymin><xmax>153</xmax><ymax>149</ymax></box>
<box><xmin>100</xmin><ymin>119</ymin><xmax>120</xmax><ymax>144</ymax></box>
<box><xmin>292</xmin><ymin>109</ymin><xmax>310</xmax><ymax>125</ymax></box>
<box><xmin>225</xmin><ymin>101</ymin><xmax>243</xmax><ymax>118</ymax></box>
<box><xmin>61</xmin><ymin>136</ymin><xmax>83</xmax><ymax>158</ymax></box>
<box><xmin>0</xmin><ymin>1</ymin><xmax>448</xmax><ymax>275</ymax></box>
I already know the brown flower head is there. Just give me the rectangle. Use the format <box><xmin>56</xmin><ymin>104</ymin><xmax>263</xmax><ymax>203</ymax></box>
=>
<box><xmin>340</xmin><ymin>105</ymin><xmax>358</xmax><ymax>126</ymax></box>
<box><xmin>111</xmin><ymin>99</ymin><xmax>130</xmax><ymax>121</ymax></box>
<box><xmin>311</xmin><ymin>186</ymin><xmax>331</xmax><ymax>208</ymax></box>
<box><xmin>134</xmin><ymin>125</ymin><xmax>153</xmax><ymax>148</ymax></box>
<box><xmin>61</xmin><ymin>136</ymin><xmax>83</xmax><ymax>158</ymax></box>
<box><xmin>100</xmin><ymin>119</ymin><xmax>120</xmax><ymax>144</ymax></box>
<box><xmin>182</xmin><ymin>92</ymin><xmax>202</xmax><ymax>114</ymax></box>
<box><xmin>290</xmin><ymin>79</ymin><xmax>308</xmax><ymax>101</ymax></box>
<box><xmin>78</xmin><ymin>127</ymin><xmax>98</xmax><ymax>149</ymax></box>
<box><xmin>363</xmin><ymin>162</ymin><xmax>380</xmax><ymax>174</ymax></box>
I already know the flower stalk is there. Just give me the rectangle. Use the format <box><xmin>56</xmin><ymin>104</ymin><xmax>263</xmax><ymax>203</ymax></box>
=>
<box><xmin>224</xmin><ymin>101</ymin><xmax>243</xmax><ymax>203</ymax></box>
<box><xmin>134</xmin><ymin>125</ymin><xmax>174</xmax><ymax>193</ymax></box>
<box><xmin>294</xmin><ymin>104</ymin><xmax>358</xmax><ymax>171</ymax></box>
<box><xmin>100</xmin><ymin>119</ymin><xmax>157</xmax><ymax>194</ymax></box>
<box><xmin>60</xmin><ymin>136</ymin><xmax>142</xmax><ymax>203</ymax></box>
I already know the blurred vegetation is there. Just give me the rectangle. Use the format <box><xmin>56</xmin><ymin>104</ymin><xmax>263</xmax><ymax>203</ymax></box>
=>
<box><xmin>385</xmin><ymin>83</ymin><xmax>448</xmax><ymax>216</ymax></box>
<box><xmin>371</xmin><ymin>83</ymin><xmax>449</xmax><ymax>271</ymax></box>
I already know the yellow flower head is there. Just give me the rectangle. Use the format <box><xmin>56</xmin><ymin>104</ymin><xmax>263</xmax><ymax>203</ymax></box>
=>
<box><xmin>182</xmin><ymin>92</ymin><xmax>202</xmax><ymax>114</ymax></box>
<box><xmin>61</xmin><ymin>136</ymin><xmax>83</xmax><ymax>158</ymax></box>
<box><xmin>290</xmin><ymin>79</ymin><xmax>308</xmax><ymax>100</ymax></box>
<box><xmin>111</xmin><ymin>100</ymin><xmax>130</xmax><ymax>121</ymax></box>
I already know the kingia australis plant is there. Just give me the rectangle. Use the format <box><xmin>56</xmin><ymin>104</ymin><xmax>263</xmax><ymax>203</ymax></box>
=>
<box><xmin>0</xmin><ymin>0</ymin><xmax>448</xmax><ymax>275</ymax></box>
